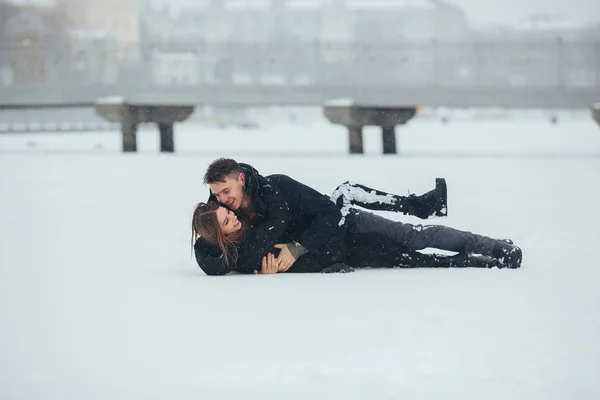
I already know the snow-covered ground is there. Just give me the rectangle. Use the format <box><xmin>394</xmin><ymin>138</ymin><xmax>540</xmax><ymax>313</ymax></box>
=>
<box><xmin>1</xmin><ymin>111</ymin><xmax>600</xmax><ymax>399</ymax></box>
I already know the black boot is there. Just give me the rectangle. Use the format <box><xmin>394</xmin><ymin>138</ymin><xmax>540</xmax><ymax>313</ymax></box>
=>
<box><xmin>321</xmin><ymin>263</ymin><xmax>355</xmax><ymax>273</ymax></box>
<box><xmin>465</xmin><ymin>254</ymin><xmax>503</xmax><ymax>268</ymax></box>
<box><xmin>402</xmin><ymin>178</ymin><xmax>448</xmax><ymax>219</ymax></box>
<box><xmin>491</xmin><ymin>239</ymin><xmax>522</xmax><ymax>269</ymax></box>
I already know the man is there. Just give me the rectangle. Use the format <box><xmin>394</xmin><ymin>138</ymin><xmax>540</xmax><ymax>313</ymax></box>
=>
<box><xmin>198</xmin><ymin>158</ymin><xmax>448</xmax><ymax>275</ymax></box>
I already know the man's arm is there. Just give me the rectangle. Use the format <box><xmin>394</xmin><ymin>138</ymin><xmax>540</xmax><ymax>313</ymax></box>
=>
<box><xmin>235</xmin><ymin>177</ymin><xmax>291</xmax><ymax>274</ymax></box>
<box><xmin>277</xmin><ymin>175</ymin><xmax>343</xmax><ymax>253</ymax></box>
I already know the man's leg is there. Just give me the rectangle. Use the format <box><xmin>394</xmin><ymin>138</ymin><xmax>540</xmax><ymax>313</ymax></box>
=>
<box><xmin>366</xmin><ymin>252</ymin><xmax>500</xmax><ymax>269</ymax></box>
<box><xmin>346</xmin><ymin>232</ymin><xmax>500</xmax><ymax>269</ymax></box>
<box><xmin>331</xmin><ymin>179</ymin><xmax>447</xmax><ymax>220</ymax></box>
<box><xmin>349</xmin><ymin>211</ymin><xmax>522</xmax><ymax>268</ymax></box>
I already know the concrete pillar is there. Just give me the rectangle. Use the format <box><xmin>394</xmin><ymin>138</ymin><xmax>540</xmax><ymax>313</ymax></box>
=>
<box><xmin>592</xmin><ymin>103</ymin><xmax>600</xmax><ymax>128</ymax></box>
<box><xmin>158</xmin><ymin>123</ymin><xmax>174</xmax><ymax>152</ymax></box>
<box><xmin>122</xmin><ymin>109</ymin><xmax>138</xmax><ymax>152</ymax></box>
<box><xmin>348</xmin><ymin>126</ymin><xmax>364</xmax><ymax>154</ymax></box>
<box><xmin>381</xmin><ymin>126</ymin><xmax>396</xmax><ymax>154</ymax></box>
<box><xmin>122</xmin><ymin>120</ymin><xmax>138</xmax><ymax>152</ymax></box>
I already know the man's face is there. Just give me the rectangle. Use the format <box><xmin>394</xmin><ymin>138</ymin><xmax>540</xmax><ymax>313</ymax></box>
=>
<box><xmin>208</xmin><ymin>173</ymin><xmax>245</xmax><ymax>211</ymax></box>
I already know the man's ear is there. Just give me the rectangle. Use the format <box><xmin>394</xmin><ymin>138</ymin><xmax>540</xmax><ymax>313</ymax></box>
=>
<box><xmin>239</xmin><ymin>172</ymin><xmax>246</xmax><ymax>186</ymax></box>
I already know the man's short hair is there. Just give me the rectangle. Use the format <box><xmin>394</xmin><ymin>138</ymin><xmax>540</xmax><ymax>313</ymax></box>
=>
<box><xmin>203</xmin><ymin>158</ymin><xmax>242</xmax><ymax>184</ymax></box>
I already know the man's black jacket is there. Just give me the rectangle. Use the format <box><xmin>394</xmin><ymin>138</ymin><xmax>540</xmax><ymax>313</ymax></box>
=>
<box><xmin>194</xmin><ymin>163</ymin><xmax>345</xmax><ymax>275</ymax></box>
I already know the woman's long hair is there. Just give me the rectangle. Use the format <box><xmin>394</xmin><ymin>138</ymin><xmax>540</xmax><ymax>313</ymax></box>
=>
<box><xmin>191</xmin><ymin>202</ymin><xmax>247</xmax><ymax>267</ymax></box>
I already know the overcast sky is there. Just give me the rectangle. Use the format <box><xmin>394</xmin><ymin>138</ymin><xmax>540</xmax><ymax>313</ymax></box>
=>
<box><xmin>8</xmin><ymin>0</ymin><xmax>600</xmax><ymax>28</ymax></box>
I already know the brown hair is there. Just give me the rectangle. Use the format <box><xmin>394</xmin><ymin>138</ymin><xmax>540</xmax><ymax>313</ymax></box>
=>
<box><xmin>191</xmin><ymin>201</ymin><xmax>247</xmax><ymax>267</ymax></box>
<box><xmin>203</xmin><ymin>158</ymin><xmax>242</xmax><ymax>185</ymax></box>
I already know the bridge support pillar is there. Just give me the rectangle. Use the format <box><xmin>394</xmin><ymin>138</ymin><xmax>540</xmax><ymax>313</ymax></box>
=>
<box><xmin>122</xmin><ymin>111</ymin><xmax>138</xmax><ymax>152</ymax></box>
<box><xmin>94</xmin><ymin>97</ymin><xmax>195</xmax><ymax>153</ymax></box>
<box><xmin>348</xmin><ymin>126</ymin><xmax>363</xmax><ymax>154</ymax></box>
<box><xmin>158</xmin><ymin>123</ymin><xmax>175</xmax><ymax>152</ymax></box>
<box><xmin>323</xmin><ymin>100</ymin><xmax>416</xmax><ymax>154</ymax></box>
<box><xmin>592</xmin><ymin>103</ymin><xmax>600</xmax><ymax>129</ymax></box>
<box><xmin>382</xmin><ymin>126</ymin><xmax>397</xmax><ymax>154</ymax></box>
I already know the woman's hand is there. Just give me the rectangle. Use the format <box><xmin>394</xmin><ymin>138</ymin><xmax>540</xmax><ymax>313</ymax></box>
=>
<box><xmin>254</xmin><ymin>253</ymin><xmax>279</xmax><ymax>275</ymax></box>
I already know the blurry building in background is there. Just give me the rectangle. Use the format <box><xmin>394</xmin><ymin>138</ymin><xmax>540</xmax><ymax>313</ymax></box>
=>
<box><xmin>1</xmin><ymin>0</ymin><xmax>597</xmax><ymax>88</ymax></box>
<box><xmin>137</xmin><ymin>0</ymin><xmax>472</xmax><ymax>85</ymax></box>
<box><xmin>139</xmin><ymin>2</ymin><xmax>178</xmax><ymax>50</ymax></box>
<box><xmin>476</xmin><ymin>15</ymin><xmax>599</xmax><ymax>41</ymax></box>
<box><xmin>349</xmin><ymin>0</ymin><xmax>469</xmax><ymax>42</ymax></box>
<box><xmin>0</xmin><ymin>5</ymin><xmax>119</xmax><ymax>86</ymax></box>
<box><xmin>140</xmin><ymin>0</ymin><xmax>469</xmax><ymax>45</ymax></box>
<box><xmin>467</xmin><ymin>15</ymin><xmax>600</xmax><ymax>88</ymax></box>
<box><xmin>151</xmin><ymin>50</ymin><xmax>218</xmax><ymax>85</ymax></box>
<box><xmin>57</xmin><ymin>0</ymin><xmax>140</xmax><ymax>62</ymax></box>
<box><xmin>65</xmin><ymin>29</ymin><xmax>119</xmax><ymax>85</ymax></box>
<box><xmin>3</xmin><ymin>10</ymin><xmax>48</xmax><ymax>84</ymax></box>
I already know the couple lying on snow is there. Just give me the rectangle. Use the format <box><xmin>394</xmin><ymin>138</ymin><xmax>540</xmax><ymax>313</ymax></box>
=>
<box><xmin>191</xmin><ymin>158</ymin><xmax>522</xmax><ymax>275</ymax></box>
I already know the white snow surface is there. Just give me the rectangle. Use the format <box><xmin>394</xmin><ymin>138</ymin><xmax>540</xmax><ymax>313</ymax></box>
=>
<box><xmin>1</xmin><ymin>111</ymin><xmax>600</xmax><ymax>399</ymax></box>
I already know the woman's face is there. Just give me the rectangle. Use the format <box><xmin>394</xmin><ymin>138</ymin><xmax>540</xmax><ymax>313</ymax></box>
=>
<box><xmin>215</xmin><ymin>206</ymin><xmax>242</xmax><ymax>236</ymax></box>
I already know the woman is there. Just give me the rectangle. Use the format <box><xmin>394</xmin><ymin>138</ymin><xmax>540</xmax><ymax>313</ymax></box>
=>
<box><xmin>191</xmin><ymin>183</ymin><xmax>522</xmax><ymax>274</ymax></box>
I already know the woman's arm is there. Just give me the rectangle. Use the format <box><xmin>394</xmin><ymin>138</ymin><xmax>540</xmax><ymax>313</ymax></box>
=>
<box><xmin>194</xmin><ymin>240</ymin><xmax>235</xmax><ymax>276</ymax></box>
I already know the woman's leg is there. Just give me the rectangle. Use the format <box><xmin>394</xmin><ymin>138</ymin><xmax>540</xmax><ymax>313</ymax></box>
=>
<box><xmin>348</xmin><ymin>211</ymin><xmax>522</xmax><ymax>268</ymax></box>
<box><xmin>331</xmin><ymin>180</ymin><xmax>447</xmax><ymax>220</ymax></box>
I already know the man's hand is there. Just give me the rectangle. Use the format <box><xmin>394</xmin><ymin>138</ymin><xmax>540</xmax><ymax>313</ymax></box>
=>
<box><xmin>274</xmin><ymin>243</ymin><xmax>297</xmax><ymax>272</ymax></box>
<box><xmin>275</xmin><ymin>242</ymin><xmax>309</xmax><ymax>272</ymax></box>
<box><xmin>253</xmin><ymin>253</ymin><xmax>278</xmax><ymax>275</ymax></box>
